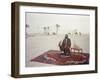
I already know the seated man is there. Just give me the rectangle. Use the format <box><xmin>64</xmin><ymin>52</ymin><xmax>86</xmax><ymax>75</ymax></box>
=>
<box><xmin>59</xmin><ymin>34</ymin><xmax>71</xmax><ymax>56</ymax></box>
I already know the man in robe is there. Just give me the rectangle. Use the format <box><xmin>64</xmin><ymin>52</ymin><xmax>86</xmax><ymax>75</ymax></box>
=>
<box><xmin>59</xmin><ymin>34</ymin><xmax>71</xmax><ymax>56</ymax></box>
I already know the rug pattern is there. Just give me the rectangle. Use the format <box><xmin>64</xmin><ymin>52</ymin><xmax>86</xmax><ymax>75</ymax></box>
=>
<box><xmin>30</xmin><ymin>50</ymin><xmax>89</xmax><ymax>65</ymax></box>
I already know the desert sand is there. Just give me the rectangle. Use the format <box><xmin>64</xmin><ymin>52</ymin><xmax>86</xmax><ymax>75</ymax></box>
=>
<box><xmin>25</xmin><ymin>34</ymin><xmax>89</xmax><ymax>67</ymax></box>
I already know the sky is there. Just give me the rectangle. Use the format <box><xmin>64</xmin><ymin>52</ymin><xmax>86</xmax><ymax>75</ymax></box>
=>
<box><xmin>25</xmin><ymin>12</ymin><xmax>90</xmax><ymax>34</ymax></box>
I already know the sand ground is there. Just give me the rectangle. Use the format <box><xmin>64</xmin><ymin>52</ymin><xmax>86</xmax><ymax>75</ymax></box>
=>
<box><xmin>25</xmin><ymin>34</ymin><xmax>89</xmax><ymax>67</ymax></box>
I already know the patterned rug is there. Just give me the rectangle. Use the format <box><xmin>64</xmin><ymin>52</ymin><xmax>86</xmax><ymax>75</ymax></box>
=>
<box><xmin>30</xmin><ymin>50</ymin><xmax>89</xmax><ymax>65</ymax></box>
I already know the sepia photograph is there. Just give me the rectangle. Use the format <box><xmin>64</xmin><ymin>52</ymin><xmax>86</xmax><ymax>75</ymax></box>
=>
<box><xmin>11</xmin><ymin>2</ymin><xmax>97</xmax><ymax>77</ymax></box>
<box><xmin>25</xmin><ymin>12</ymin><xmax>90</xmax><ymax>67</ymax></box>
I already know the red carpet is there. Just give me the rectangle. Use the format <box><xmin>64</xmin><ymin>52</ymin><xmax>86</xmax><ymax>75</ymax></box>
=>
<box><xmin>30</xmin><ymin>50</ymin><xmax>89</xmax><ymax>65</ymax></box>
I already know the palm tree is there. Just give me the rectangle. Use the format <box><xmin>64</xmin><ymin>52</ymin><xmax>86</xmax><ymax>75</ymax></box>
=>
<box><xmin>56</xmin><ymin>24</ymin><xmax>60</xmax><ymax>34</ymax></box>
<box><xmin>43</xmin><ymin>26</ymin><xmax>46</xmax><ymax>34</ymax></box>
<box><xmin>79</xmin><ymin>32</ymin><xmax>81</xmax><ymax>36</ymax></box>
<box><xmin>25</xmin><ymin>24</ymin><xmax>30</xmax><ymax>38</ymax></box>
<box><xmin>47</xmin><ymin>26</ymin><xmax>50</xmax><ymax>35</ymax></box>
<box><xmin>26</xmin><ymin>24</ymin><xmax>29</xmax><ymax>28</ymax></box>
